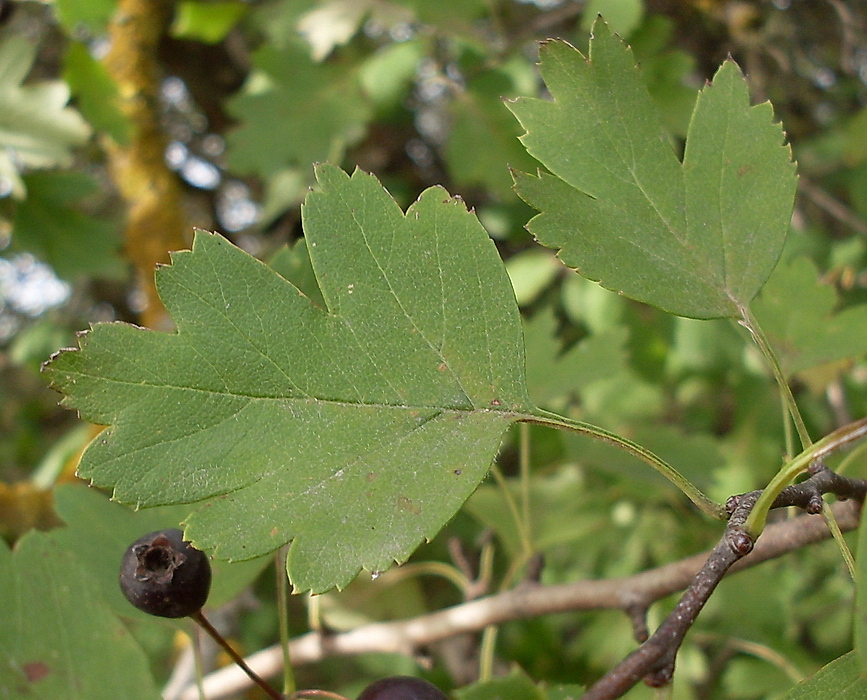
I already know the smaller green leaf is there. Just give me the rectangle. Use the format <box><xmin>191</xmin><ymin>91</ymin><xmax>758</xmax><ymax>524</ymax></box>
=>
<box><xmin>564</xmin><ymin>423</ymin><xmax>723</xmax><ymax>493</ymax></box>
<box><xmin>667</xmin><ymin>316</ymin><xmax>744</xmax><ymax>374</ymax></box>
<box><xmin>259</xmin><ymin>168</ymin><xmax>307</xmax><ymax>226</ymax></box>
<box><xmin>843</xmin><ymin>107</ymin><xmax>867</xmax><ymax>166</ymax></box>
<box><xmin>317</xmin><ymin>571</ymin><xmax>428</xmax><ymax>631</ymax></box>
<box><xmin>171</xmin><ymin>1</ymin><xmax>249</xmax><ymax>44</ymax></box>
<box><xmin>783</xmin><ymin>651</ymin><xmax>867</xmax><ymax>699</ymax></box>
<box><xmin>722</xmin><ymin>655</ymin><xmax>798</xmax><ymax>698</ymax></box>
<box><xmin>751</xmin><ymin>256</ymin><xmax>867</xmax><ymax>376</ymax></box>
<box><xmin>0</xmin><ymin>532</ymin><xmax>162</xmax><ymax>700</ymax></box>
<box><xmin>509</xmin><ymin>19</ymin><xmax>796</xmax><ymax>319</ymax></box>
<box><xmin>0</xmin><ymin>36</ymin><xmax>91</xmax><ymax>199</ymax></box>
<box><xmin>630</xmin><ymin>15</ymin><xmax>698</xmax><ymax>137</ymax></box>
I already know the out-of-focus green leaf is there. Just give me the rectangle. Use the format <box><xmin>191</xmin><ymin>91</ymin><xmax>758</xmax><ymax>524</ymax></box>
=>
<box><xmin>506</xmin><ymin>249</ymin><xmax>560</xmax><ymax>306</ymax></box>
<box><xmin>784</xmin><ymin>651</ymin><xmax>867</xmax><ymax>699</ymax></box>
<box><xmin>0</xmin><ymin>532</ymin><xmax>162</xmax><ymax>700</ymax></box>
<box><xmin>44</xmin><ymin>165</ymin><xmax>533</xmax><ymax>593</ymax></box>
<box><xmin>317</xmin><ymin>570</ymin><xmax>428</xmax><ymax>630</ymax></box>
<box><xmin>843</xmin><ymin>107</ymin><xmax>867</xmax><ymax>166</ymax></box>
<box><xmin>561</xmin><ymin>274</ymin><xmax>625</xmax><ymax>334</ymax></box>
<box><xmin>580</xmin><ymin>371</ymin><xmax>665</xmax><ymax>424</ymax></box>
<box><xmin>226</xmin><ymin>43</ymin><xmax>372</xmax><ymax>178</ymax></box>
<box><xmin>0</xmin><ymin>36</ymin><xmax>91</xmax><ymax>199</ymax></box>
<box><xmin>666</xmin><ymin>316</ymin><xmax>744</xmax><ymax>375</ymax></box>
<box><xmin>8</xmin><ymin>317</ymin><xmax>74</xmax><ymax>372</ymax></box>
<box><xmin>466</xmin><ymin>465</ymin><xmax>595</xmax><ymax>558</ymax></box>
<box><xmin>454</xmin><ymin>667</ymin><xmax>547</xmax><ymax>700</ymax></box>
<box><xmin>523</xmin><ymin>308</ymin><xmax>628</xmax><ymax>408</ymax></box>
<box><xmin>630</xmin><ymin>15</ymin><xmax>698</xmax><ymax>137</ymax></box>
<box><xmin>268</xmin><ymin>237</ymin><xmax>326</xmax><ymax>309</ymax></box>
<box><xmin>259</xmin><ymin>168</ymin><xmax>307</xmax><ymax>226</ymax></box>
<box><xmin>447</xmin><ymin>63</ymin><xmax>539</xmax><ymax>200</ymax></box>
<box><xmin>360</xmin><ymin>39</ymin><xmax>425</xmax><ymax>109</ymax></box>
<box><xmin>11</xmin><ymin>172</ymin><xmax>122</xmax><ymax>279</ymax></box>
<box><xmin>54</xmin><ymin>0</ymin><xmax>117</xmax><ymax>34</ymax></box>
<box><xmin>171</xmin><ymin>1</ymin><xmax>249</xmax><ymax>44</ymax></box>
<box><xmin>63</xmin><ymin>42</ymin><xmax>130</xmax><ymax>145</ymax></box>
<box><xmin>564</xmin><ymin>423</ymin><xmax>723</xmax><ymax>492</ymax></box>
<box><xmin>581</xmin><ymin>0</ymin><xmax>644</xmax><ymax>37</ymax></box>
<box><xmin>722</xmin><ymin>654</ymin><xmax>797</xmax><ymax>699</ymax></box>
<box><xmin>752</xmin><ymin>256</ymin><xmax>867</xmax><ymax>376</ymax></box>
<box><xmin>393</xmin><ymin>0</ymin><xmax>487</xmax><ymax>33</ymax></box>
<box><xmin>509</xmin><ymin>20</ymin><xmax>796</xmax><ymax>319</ymax></box>
<box><xmin>297</xmin><ymin>0</ymin><xmax>376</xmax><ymax>61</ymax></box>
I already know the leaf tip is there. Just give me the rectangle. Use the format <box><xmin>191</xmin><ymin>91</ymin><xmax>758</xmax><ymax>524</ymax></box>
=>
<box><xmin>589</xmin><ymin>14</ymin><xmax>610</xmax><ymax>36</ymax></box>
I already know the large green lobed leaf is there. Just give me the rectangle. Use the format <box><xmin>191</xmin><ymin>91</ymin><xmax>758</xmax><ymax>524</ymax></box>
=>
<box><xmin>45</xmin><ymin>165</ymin><xmax>532</xmax><ymax>592</ymax></box>
<box><xmin>509</xmin><ymin>19</ymin><xmax>797</xmax><ymax>319</ymax></box>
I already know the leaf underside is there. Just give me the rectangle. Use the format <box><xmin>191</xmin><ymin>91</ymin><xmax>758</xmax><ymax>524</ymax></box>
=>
<box><xmin>509</xmin><ymin>19</ymin><xmax>798</xmax><ymax>319</ymax></box>
<box><xmin>45</xmin><ymin>165</ymin><xmax>532</xmax><ymax>592</ymax></box>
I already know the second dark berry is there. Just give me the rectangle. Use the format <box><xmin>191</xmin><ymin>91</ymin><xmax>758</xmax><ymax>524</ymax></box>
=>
<box><xmin>356</xmin><ymin>676</ymin><xmax>449</xmax><ymax>700</ymax></box>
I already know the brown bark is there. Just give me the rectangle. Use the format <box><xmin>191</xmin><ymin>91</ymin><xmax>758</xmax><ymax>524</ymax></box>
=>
<box><xmin>103</xmin><ymin>0</ymin><xmax>189</xmax><ymax>330</ymax></box>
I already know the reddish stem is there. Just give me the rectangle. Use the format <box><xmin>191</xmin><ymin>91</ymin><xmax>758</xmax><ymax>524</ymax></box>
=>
<box><xmin>191</xmin><ymin>609</ymin><xmax>284</xmax><ymax>700</ymax></box>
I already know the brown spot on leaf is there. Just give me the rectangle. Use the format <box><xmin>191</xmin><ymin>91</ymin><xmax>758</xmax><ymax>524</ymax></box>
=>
<box><xmin>366</xmin><ymin>472</ymin><xmax>377</xmax><ymax>482</ymax></box>
<box><xmin>397</xmin><ymin>496</ymin><xmax>422</xmax><ymax>515</ymax></box>
<box><xmin>24</xmin><ymin>661</ymin><xmax>50</xmax><ymax>683</ymax></box>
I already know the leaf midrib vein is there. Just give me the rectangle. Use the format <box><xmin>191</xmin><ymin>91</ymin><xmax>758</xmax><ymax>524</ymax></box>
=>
<box><xmin>62</xmin><ymin>366</ymin><xmax>500</xmax><ymax>413</ymax></box>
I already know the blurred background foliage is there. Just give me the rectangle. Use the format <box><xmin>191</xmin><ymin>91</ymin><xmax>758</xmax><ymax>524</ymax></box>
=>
<box><xmin>1</xmin><ymin>0</ymin><xmax>867</xmax><ymax>697</ymax></box>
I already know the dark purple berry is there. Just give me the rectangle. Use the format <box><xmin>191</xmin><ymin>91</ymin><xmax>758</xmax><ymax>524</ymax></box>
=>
<box><xmin>119</xmin><ymin>528</ymin><xmax>211</xmax><ymax>618</ymax></box>
<box><xmin>357</xmin><ymin>676</ymin><xmax>448</xmax><ymax>700</ymax></box>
